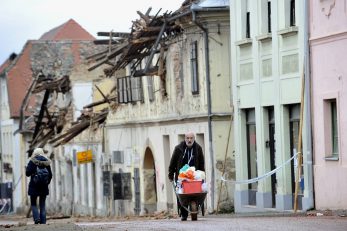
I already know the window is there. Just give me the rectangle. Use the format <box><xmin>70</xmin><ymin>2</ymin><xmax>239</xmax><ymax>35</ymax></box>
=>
<box><xmin>113</xmin><ymin>151</ymin><xmax>124</xmax><ymax>164</ymax></box>
<box><xmin>331</xmin><ymin>100</ymin><xmax>338</xmax><ymax>155</ymax></box>
<box><xmin>244</xmin><ymin>0</ymin><xmax>251</xmax><ymax>38</ymax></box>
<box><xmin>240</xmin><ymin>62</ymin><xmax>253</xmax><ymax>81</ymax></box>
<box><xmin>290</xmin><ymin>0</ymin><xmax>296</xmax><ymax>26</ymax></box>
<box><xmin>259</xmin><ymin>0</ymin><xmax>271</xmax><ymax>35</ymax></box>
<box><xmin>289</xmin><ymin>104</ymin><xmax>300</xmax><ymax>193</ymax></box>
<box><xmin>117</xmin><ymin>76</ymin><xmax>143</xmax><ymax>103</ymax></box>
<box><xmin>262</xmin><ymin>58</ymin><xmax>272</xmax><ymax>78</ymax></box>
<box><xmin>190</xmin><ymin>41</ymin><xmax>199</xmax><ymax>94</ymax></box>
<box><xmin>147</xmin><ymin>76</ymin><xmax>155</xmax><ymax>102</ymax></box>
<box><xmin>117</xmin><ymin>77</ymin><xmax>129</xmax><ymax>103</ymax></box>
<box><xmin>324</xmin><ymin>98</ymin><xmax>339</xmax><ymax>160</ymax></box>
<box><xmin>266</xmin><ymin>106</ymin><xmax>276</xmax><ymax>207</ymax></box>
<box><xmin>267</xmin><ymin>1</ymin><xmax>272</xmax><ymax>33</ymax></box>
<box><xmin>130</xmin><ymin>77</ymin><xmax>143</xmax><ymax>102</ymax></box>
<box><xmin>282</xmin><ymin>54</ymin><xmax>299</xmax><ymax>74</ymax></box>
<box><xmin>280</xmin><ymin>0</ymin><xmax>296</xmax><ymax>29</ymax></box>
<box><xmin>246</xmin><ymin>12</ymin><xmax>251</xmax><ymax>38</ymax></box>
<box><xmin>246</xmin><ymin>108</ymin><xmax>257</xmax><ymax>205</ymax></box>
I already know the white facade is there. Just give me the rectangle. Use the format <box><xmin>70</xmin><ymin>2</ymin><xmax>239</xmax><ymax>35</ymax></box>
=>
<box><xmin>230</xmin><ymin>0</ymin><xmax>314</xmax><ymax>212</ymax></box>
<box><xmin>0</xmin><ymin>70</ymin><xmax>28</xmax><ymax>213</ymax></box>
<box><xmin>47</xmin><ymin>81</ymin><xmax>108</xmax><ymax>216</ymax></box>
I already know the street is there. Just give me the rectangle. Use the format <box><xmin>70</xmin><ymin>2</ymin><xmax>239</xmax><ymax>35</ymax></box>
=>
<box><xmin>0</xmin><ymin>212</ymin><xmax>346</xmax><ymax>231</ymax></box>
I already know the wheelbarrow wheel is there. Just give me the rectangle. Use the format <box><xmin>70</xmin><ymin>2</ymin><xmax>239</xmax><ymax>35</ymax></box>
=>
<box><xmin>190</xmin><ymin>201</ymin><xmax>198</xmax><ymax>221</ymax></box>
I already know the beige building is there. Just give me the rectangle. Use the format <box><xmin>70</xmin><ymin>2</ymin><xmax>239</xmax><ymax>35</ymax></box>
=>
<box><xmin>103</xmin><ymin>1</ymin><xmax>232</xmax><ymax>215</ymax></box>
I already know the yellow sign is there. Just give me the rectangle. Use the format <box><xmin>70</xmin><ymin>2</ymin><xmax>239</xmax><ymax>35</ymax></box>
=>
<box><xmin>77</xmin><ymin>150</ymin><xmax>93</xmax><ymax>164</ymax></box>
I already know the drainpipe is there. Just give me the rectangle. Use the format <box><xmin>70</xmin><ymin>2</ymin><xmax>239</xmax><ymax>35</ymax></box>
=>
<box><xmin>191</xmin><ymin>7</ymin><xmax>215</xmax><ymax>212</ymax></box>
<box><xmin>303</xmin><ymin>0</ymin><xmax>314</xmax><ymax>210</ymax></box>
<box><xmin>0</xmin><ymin>74</ymin><xmax>3</xmax><ymax>182</ymax></box>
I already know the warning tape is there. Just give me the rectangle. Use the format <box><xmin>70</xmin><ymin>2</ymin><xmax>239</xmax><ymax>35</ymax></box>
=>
<box><xmin>221</xmin><ymin>152</ymin><xmax>299</xmax><ymax>184</ymax></box>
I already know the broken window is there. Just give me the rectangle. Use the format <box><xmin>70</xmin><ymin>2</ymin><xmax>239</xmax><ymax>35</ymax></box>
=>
<box><xmin>190</xmin><ymin>41</ymin><xmax>199</xmax><ymax>95</ymax></box>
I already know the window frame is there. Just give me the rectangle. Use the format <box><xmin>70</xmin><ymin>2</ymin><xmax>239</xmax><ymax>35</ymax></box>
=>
<box><xmin>246</xmin><ymin>12</ymin><xmax>251</xmax><ymax>38</ymax></box>
<box><xmin>289</xmin><ymin>104</ymin><xmax>300</xmax><ymax>193</ymax></box>
<box><xmin>323</xmin><ymin>97</ymin><xmax>339</xmax><ymax>160</ymax></box>
<box><xmin>290</xmin><ymin>0</ymin><xmax>296</xmax><ymax>27</ymax></box>
<box><xmin>190</xmin><ymin>40</ymin><xmax>199</xmax><ymax>95</ymax></box>
<box><xmin>147</xmin><ymin>76</ymin><xmax>155</xmax><ymax>102</ymax></box>
<box><xmin>267</xmin><ymin>0</ymin><xmax>272</xmax><ymax>33</ymax></box>
<box><xmin>331</xmin><ymin>100</ymin><xmax>338</xmax><ymax>155</ymax></box>
<box><xmin>246</xmin><ymin>109</ymin><xmax>257</xmax><ymax>191</ymax></box>
<box><xmin>117</xmin><ymin>76</ymin><xmax>143</xmax><ymax>104</ymax></box>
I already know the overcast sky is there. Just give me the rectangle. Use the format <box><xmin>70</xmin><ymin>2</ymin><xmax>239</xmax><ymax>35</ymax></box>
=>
<box><xmin>0</xmin><ymin>0</ymin><xmax>183</xmax><ymax>64</ymax></box>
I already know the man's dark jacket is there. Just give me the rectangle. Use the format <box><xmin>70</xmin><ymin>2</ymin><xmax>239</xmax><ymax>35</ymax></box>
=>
<box><xmin>168</xmin><ymin>141</ymin><xmax>205</xmax><ymax>182</ymax></box>
<box><xmin>26</xmin><ymin>154</ymin><xmax>53</xmax><ymax>196</ymax></box>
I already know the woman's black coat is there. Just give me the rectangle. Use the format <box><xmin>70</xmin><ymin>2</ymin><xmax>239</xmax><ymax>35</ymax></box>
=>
<box><xmin>26</xmin><ymin>155</ymin><xmax>53</xmax><ymax>196</ymax></box>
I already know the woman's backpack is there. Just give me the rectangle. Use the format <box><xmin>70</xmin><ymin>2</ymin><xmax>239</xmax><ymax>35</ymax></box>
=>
<box><xmin>32</xmin><ymin>166</ymin><xmax>50</xmax><ymax>186</ymax></box>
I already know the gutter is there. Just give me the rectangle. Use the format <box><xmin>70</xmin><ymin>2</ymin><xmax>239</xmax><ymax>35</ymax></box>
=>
<box><xmin>303</xmin><ymin>0</ymin><xmax>314</xmax><ymax>211</ymax></box>
<box><xmin>0</xmin><ymin>73</ymin><xmax>3</xmax><ymax>182</ymax></box>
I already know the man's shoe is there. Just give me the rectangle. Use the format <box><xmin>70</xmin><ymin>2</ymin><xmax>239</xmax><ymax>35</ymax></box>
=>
<box><xmin>181</xmin><ymin>216</ymin><xmax>187</xmax><ymax>221</ymax></box>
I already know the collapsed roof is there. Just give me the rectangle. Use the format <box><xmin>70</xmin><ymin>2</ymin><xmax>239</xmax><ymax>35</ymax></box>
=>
<box><xmin>21</xmin><ymin>0</ymin><xmax>231</xmax><ymax>155</ymax></box>
<box><xmin>87</xmin><ymin>0</ymin><xmax>197</xmax><ymax>78</ymax></box>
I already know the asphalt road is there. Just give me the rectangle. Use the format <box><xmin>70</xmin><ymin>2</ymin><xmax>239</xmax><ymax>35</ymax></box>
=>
<box><xmin>79</xmin><ymin>216</ymin><xmax>347</xmax><ymax>231</ymax></box>
<box><xmin>0</xmin><ymin>213</ymin><xmax>346</xmax><ymax>231</ymax></box>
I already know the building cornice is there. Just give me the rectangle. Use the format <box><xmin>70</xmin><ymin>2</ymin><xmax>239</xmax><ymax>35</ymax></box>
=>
<box><xmin>310</xmin><ymin>30</ymin><xmax>347</xmax><ymax>46</ymax></box>
<box><xmin>106</xmin><ymin>112</ymin><xmax>232</xmax><ymax>128</ymax></box>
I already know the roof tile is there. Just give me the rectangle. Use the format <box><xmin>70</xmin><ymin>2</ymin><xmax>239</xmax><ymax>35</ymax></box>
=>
<box><xmin>39</xmin><ymin>19</ymin><xmax>95</xmax><ymax>40</ymax></box>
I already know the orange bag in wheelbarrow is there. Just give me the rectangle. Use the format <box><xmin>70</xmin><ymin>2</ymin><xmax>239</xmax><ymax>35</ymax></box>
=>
<box><xmin>182</xmin><ymin>180</ymin><xmax>203</xmax><ymax>193</ymax></box>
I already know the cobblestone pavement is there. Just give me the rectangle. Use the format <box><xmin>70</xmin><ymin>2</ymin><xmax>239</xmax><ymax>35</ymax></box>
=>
<box><xmin>0</xmin><ymin>211</ymin><xmax>346</xmax><ymax>231</ymax></box>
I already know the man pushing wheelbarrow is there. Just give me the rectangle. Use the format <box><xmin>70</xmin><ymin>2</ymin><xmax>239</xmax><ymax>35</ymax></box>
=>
<box><xmin>168</xmin><ymin>132</ymin><xmax>206</xmax><ymax>221</ymax></box>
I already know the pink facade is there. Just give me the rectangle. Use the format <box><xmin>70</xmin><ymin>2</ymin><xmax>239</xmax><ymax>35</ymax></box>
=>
<box><xmin>310</xmin><ymin>0</ymin><xmax>347</xmax><ymax>209</ymax></box>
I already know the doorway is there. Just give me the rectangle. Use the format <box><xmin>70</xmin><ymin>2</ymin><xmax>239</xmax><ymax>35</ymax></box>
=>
<box><xmin>289</xmin><ymin>104</ymin><xmax>303</xmax><ymax>209</ymax></box>
<box><xmin>267</xmin><ymin>107</ymin><xmax>276</xmax><ymax>208</ymax></box>
<box><xmin>246</xmin><ymin>109</ymin><xmax>257</xmax><ymax>205</ymax></box>
<box><xmin>143</xmin><ymin>147</ymin><xmax>157</xmax><ymax>214</ymax></box>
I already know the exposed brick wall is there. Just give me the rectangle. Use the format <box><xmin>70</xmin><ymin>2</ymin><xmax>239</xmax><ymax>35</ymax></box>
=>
<box><xmin>30</xmin><ymin>41</ymin><xmax>105</xmax><ymax>77</ymax></box>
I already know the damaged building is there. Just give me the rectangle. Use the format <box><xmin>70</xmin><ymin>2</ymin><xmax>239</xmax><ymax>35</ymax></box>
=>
<box><xmin>3</xmin><ymin>0</ymin><xmax>234</xmax><ymax>217</ymax></box>
<box><xmin>82</xmin><ymin>0</ymin><xmax>233</xmax><ymax>216</ymax></box>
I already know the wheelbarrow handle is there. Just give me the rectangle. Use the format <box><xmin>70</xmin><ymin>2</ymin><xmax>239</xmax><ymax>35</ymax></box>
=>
<box><xmin>172</xmin><ymin>181</ymin><xmax>177</xmax><ymax>190</ymax></box>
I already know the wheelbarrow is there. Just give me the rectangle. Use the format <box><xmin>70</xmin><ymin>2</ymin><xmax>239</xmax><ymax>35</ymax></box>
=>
<box><xmin>173</xmin><ymin>181</ymin><xmax>207</xmax><ymax>221</ymax></box>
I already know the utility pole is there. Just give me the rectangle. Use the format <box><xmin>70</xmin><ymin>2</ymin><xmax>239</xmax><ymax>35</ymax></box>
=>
<box><xmin>0</xmin><ymin>72</ymin><xmax>4</xmax><ymax>183</ymax></box>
